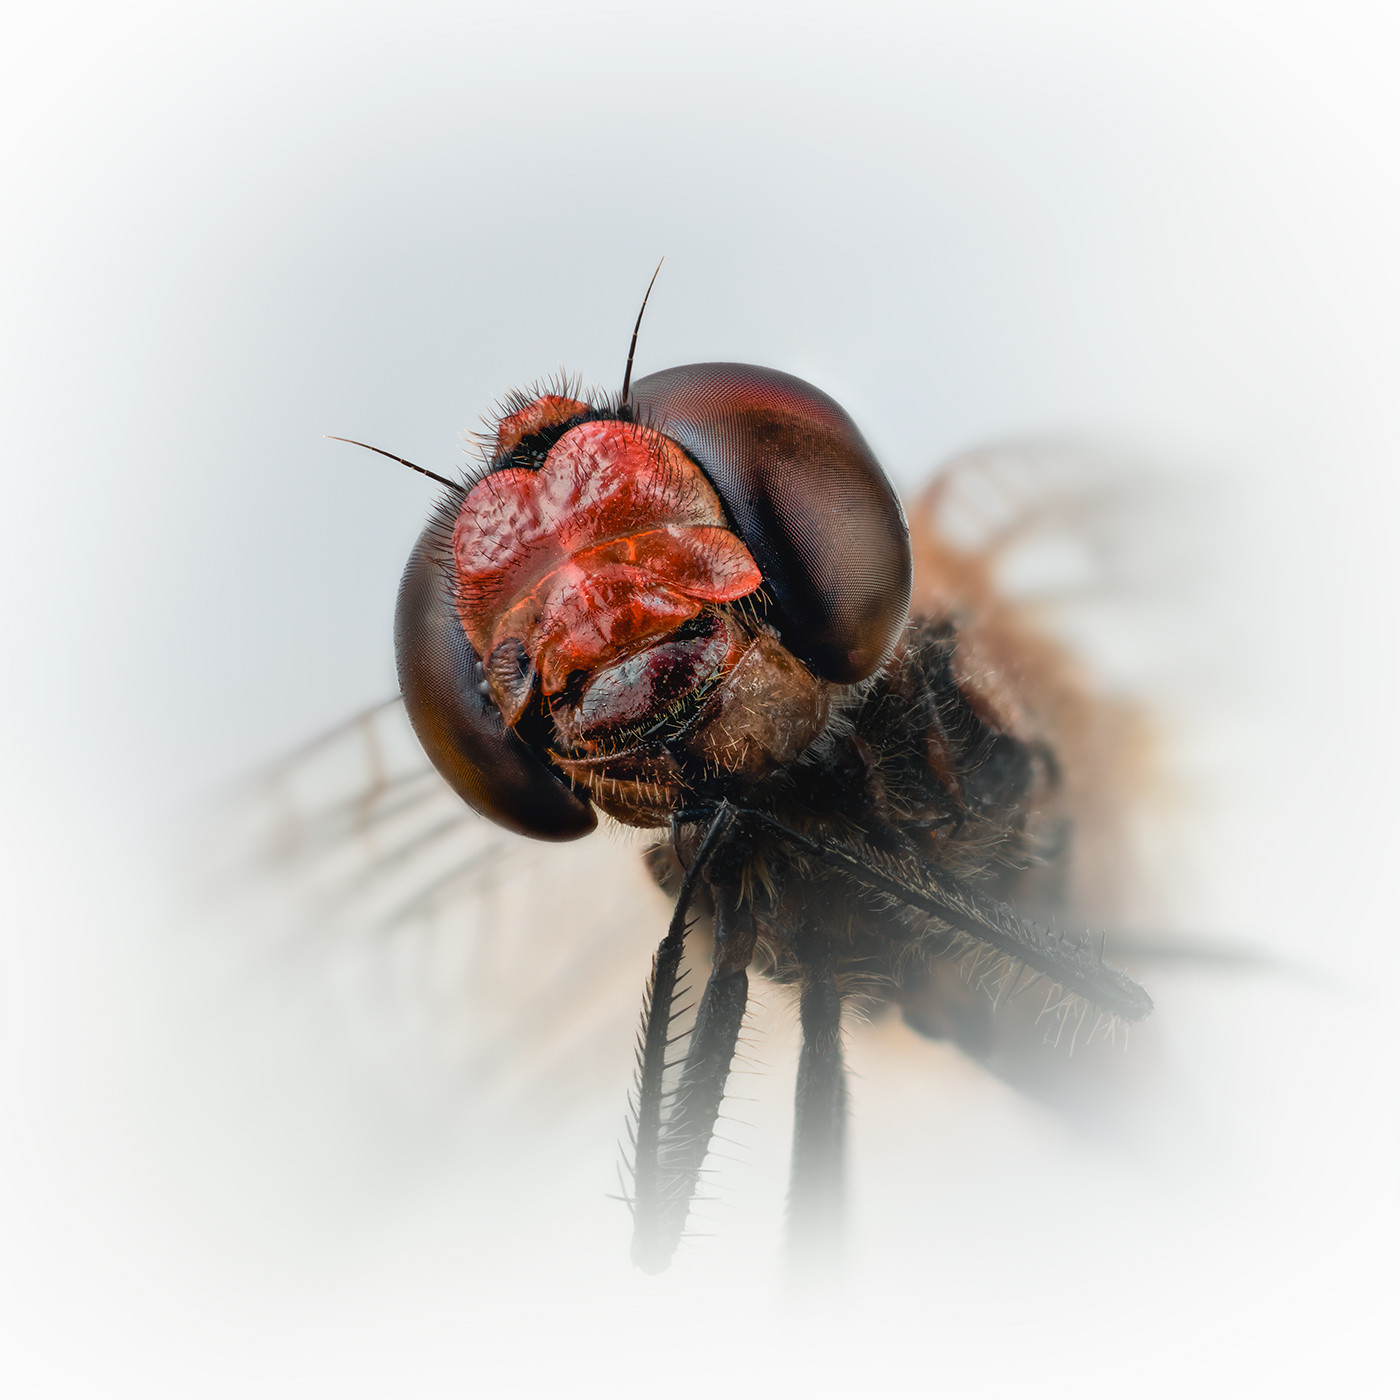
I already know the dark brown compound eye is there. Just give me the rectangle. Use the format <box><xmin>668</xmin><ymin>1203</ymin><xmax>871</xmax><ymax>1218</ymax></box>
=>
<box><xmin>394</xmin><ymin>501</ymin><xmax>596</xmax><ymax>841</ymax></box>
<box><xmin>629</xmin><ymin>364</ymin><xmax>912</xmax><ymax>685</ymax></box>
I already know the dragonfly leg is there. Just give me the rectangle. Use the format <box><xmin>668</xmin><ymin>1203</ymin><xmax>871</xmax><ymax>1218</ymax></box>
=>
<box><xmin>647</xmin><ymin>879</ymin><xmax>757</xmax><ymax>1266</ymax></box>
<box><xmin>629</xmin><ymin>806</ymin><xmax>738</xmax><ymax>1273</ymax></box>
<box><xmin>786</xmin><ymin>919</ymin><xmax>847</xmax><ymax>1275</ymax></box>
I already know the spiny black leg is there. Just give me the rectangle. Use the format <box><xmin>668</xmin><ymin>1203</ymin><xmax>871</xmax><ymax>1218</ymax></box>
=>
<box><xmin>640</xmin><ymin>874</ymin><xmax>758</xmax><ymax>1271</ymax></box>
<box><xmin>629</xmin><ymin>806</ymin><xmax>733</xmax><ymax>1273</ymax></box>
<box><xmin>733</xmin><ymin>806</ymin><xmax>1152</xmax><ymax>1024</ymax></box>
<box><xmin>787</xmin><ymin>921</ymin><xmax>847</xmax><ymax>1274</ymax></box>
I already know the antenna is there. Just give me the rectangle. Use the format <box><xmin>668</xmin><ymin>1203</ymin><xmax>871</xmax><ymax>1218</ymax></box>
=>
<box><xmin>326</xmin><ymin>437</ymin><xmax>467</xmax><ymax>496</ymax></box>
<box><xmin>620</xmin><ymin>258</ymin><xmax>664</xmax><ymax>408</ymax></box>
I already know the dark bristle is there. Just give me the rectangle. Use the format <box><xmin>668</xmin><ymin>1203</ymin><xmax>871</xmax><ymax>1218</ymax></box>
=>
<box><xmin>326</xmin><ymin>436</ymin><xmax>466</xmax><ymax>496</ymax></box>
<box><xmin>620</xmin><ymin>258</ymin><xmax>664</xmax><ymax>408</ymax></box>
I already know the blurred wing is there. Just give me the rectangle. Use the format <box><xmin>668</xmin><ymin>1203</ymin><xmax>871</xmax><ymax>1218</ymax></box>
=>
<box><xmin>886</xmin><ymin>442</ymin><xmax>1258</xmax><ymax>1133</ymax></box>
<box><xmin>202</xmin><ymin>696</ymin><xmax>672</xmax><ymax>1125</ymax></box>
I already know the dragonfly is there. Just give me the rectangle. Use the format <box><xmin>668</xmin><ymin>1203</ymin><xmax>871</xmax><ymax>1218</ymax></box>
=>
<box><xmin>272</xmin><ymin>279</ymin><xmax>1205</xmax><ymax>1277</ymax></box>
<box><xmin>238</xmin><ymin>284</ymin><xmax>1248</xmax><ymax>1282</ymax></box>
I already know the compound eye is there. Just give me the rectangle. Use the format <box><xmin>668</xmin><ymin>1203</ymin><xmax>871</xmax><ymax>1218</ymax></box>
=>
<box><xmin>394</xmin><ymin>505</ymin><xmax>596</xmax><ymax>841</ymax></box>
<box><xmin>629</xmin><ymin>364</ymin><xmax>911</xmax><ymax>684</ymax></box>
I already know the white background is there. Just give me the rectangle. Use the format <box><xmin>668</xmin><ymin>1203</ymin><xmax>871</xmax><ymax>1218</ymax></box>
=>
<box><xmin>2</xmin><ymin>3</ymin><xmax>1396</xmax><ymax>1397</ymax></box>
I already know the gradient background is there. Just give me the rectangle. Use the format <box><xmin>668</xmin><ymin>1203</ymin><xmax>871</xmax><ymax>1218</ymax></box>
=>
<box><xmin>2</xmin><ymin>3</ymin><xmax>1396</xmax><ymax>1396</ymax></box>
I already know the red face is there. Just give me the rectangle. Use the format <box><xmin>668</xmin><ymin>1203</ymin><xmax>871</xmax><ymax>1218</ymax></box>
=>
<box><xmin>446</xmin><ymin>397</ymin><xmax>829</xmax><ymax>825</ymax></box>
<box><xmin>452</xmin><ymin>415</ymin><xmax>762</xmax><ymax>718</ymax></box>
